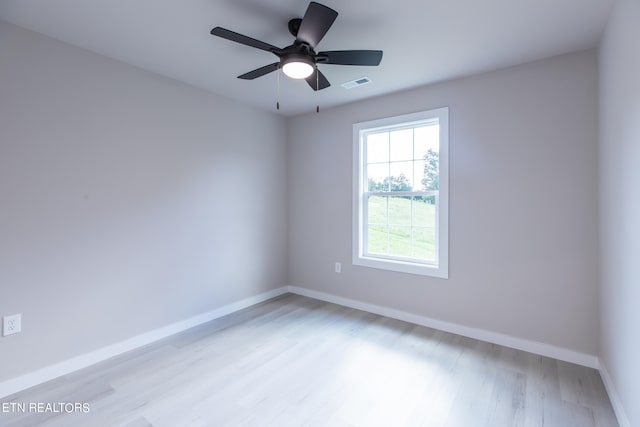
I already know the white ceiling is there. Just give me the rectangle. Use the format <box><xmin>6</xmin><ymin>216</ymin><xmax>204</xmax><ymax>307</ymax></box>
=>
<box><xmin>0</xmin><ymin>0</ymin><xmax>614</xmax><ymax>116</ymax></box>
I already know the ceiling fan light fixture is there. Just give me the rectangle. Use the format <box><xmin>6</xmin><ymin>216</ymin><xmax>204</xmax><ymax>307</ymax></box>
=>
<box><xmin>281</xmin><ymin>54</ymin><xmax>314</xmax><ymax>79</ymax></box>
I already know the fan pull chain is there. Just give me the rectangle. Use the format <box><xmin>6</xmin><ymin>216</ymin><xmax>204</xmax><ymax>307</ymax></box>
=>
<box><xmin>276</xmin><ymin>66</ymin><xmax>280</xmax><ymax>110</ymax></box>
<box><xmin>316</xmin><ymin>65</ymin><xmax>320</xmax><ymax>113</ymax></box>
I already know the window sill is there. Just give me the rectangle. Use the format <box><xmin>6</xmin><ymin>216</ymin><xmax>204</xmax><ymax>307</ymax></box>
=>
<box><xmin>353</xmin><ymin>255</ymin><xmax>448</xmax><ymax>279</ymax></box>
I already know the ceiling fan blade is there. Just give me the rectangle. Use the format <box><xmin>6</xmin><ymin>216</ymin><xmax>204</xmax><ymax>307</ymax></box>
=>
<box><xmin>317</xmin><ymin>50</ymin><xmax>383</xmax><ymax>66</ymax></box>
<box><xmin>296</xmin><ymin>2</ymin><xmax>338</xmax><ymax>48</ymax></box>
<box><xmin>305</xmin><ymin>68</ymin><xmax>331</xmax><ymax>91</ymax></box>
<box><xmin>238</xmin><ymin>63</ymin><xmax>280</xmax><ymax>80</ymax></box>
<box><xmin>211</xmin><ymin>27</ymin><xmax>280</xmax><ymax>53</ymax></box>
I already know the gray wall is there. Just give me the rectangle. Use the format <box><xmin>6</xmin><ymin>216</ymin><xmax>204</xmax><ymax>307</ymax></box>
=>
<box><xmin>288</xmin><ymin>50</ymin><xmax>599</xmax><ymax>356</ymax></box>
<box><xmin>599</xmin><ymin>0</ymin><xmax>640</xmax><ymax>424</ymax></box>
<box><xmin>0</xmin><ymin>22</ymin><xmax>288</xmax><ymax>382</ymax></box>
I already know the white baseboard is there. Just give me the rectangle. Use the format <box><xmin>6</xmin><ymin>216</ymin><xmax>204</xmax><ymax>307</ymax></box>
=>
<box><xmin>0</xmin><ymin>286</ymin><xmax>288</xmax><ymax>399</ymax></box>
<box><xmin>598</xmin><ymin>361</ymin><xmax>631</xmax><ymax>427</ymax></box>
<box><xmin>288</xmin><ymin>286</ymin><xmax>599</xmax><ymax>369</ymax></box>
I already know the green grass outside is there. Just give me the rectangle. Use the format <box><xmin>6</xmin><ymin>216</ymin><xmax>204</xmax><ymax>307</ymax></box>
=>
<box><xmin>367</xmin><ymin>196</ymin><xmax>436</xmax><ymax>260</ymax></box>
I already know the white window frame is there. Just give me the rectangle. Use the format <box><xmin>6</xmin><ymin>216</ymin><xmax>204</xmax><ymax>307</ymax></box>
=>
<box><xmin>352</xmin><ymin>108</ymin><xmax>449</xmax><ymax>278</ymax></box>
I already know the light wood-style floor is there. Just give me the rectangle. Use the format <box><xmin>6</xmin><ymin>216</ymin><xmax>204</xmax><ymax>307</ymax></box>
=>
<box><xmin>1</xmin><ymin>294</ymin><xmax>618</xmax><ymax>427</ymax></box>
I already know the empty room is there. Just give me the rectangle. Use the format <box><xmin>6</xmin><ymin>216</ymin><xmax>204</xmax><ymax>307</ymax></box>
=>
<box><xmin>0</xmin><ymin>0</ymin><xmax>638</xmax><ymax>426</ymax></box>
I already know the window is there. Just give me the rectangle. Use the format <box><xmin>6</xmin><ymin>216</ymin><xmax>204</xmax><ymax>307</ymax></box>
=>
<box><xmin>352</xmin><ymin>108</ymin><xmax>449</xmax><ymax>278</ymax></box>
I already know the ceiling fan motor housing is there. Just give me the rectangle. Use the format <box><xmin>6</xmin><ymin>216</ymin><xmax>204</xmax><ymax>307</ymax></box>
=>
<box><xmin>281</xmin><ymin>52</ymin><xmax>315</xmax><ymax>66</ymax></box>
<box><xmin>288</xmin><ymin>18</ymin><xmax>302</xmax><ymax>37</ymax></box>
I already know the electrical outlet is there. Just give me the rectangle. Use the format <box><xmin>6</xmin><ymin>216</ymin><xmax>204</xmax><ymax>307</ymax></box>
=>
<box><xmin>3</xmin><ymin>314</ymin><xmax>21</xmax><ymax>336</ymax></box>
<box><xmin>335</xmin><ymin>262</ymin><xmax>341</xmax><ymax>273</ymax></box>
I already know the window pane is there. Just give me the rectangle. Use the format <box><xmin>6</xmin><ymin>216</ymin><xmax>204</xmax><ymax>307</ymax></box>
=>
<box><xmin>388</xmin><ymin>196</ymin><xmax>411</xmax><ymax>226</ymax></box>
<box><xmin>414</xmin><ymin>125</ymin><xmax>439</xmax><ymax>159</ymax></box>
<box><xmin>388</xmin><ymin>226</ymin><xmax>412</xmax><ymax>257</ymax></box>
<box><xmin>412</xmin><ymin>196</ymin><xmax>437</xmax><ymax>227</ymax></box>
<box><xmin>367</xmin><ymin>196</ymin><xmax>387</xmax><ymax>225</ymax></box>
<box><xmin>367</xmin><ymin>163</ymin><xmax>389</xmax><ymax>191</ymax></box>
<box><xmin>413</xmin><ymin>159</ymin><xmax>426</xmax><ymax>191</ymax></box>
<box><xmin>366</xmin><ymin>132</ymin><xmax>389</xmax><ymax>163</ymax></box>
<box><xmin>389</xmin><ymin>161</ymin><xmax>414</xmax><ymax>191</ymax></box>
<box><xmin>412</xmin><ymin>227</ymin><xmax>436</xmax><ymax>260</ymax></box>
<box><xmin>422</xmin><ymin>150</ymin><xmax>439</xmax><ymax>191</ymax></box>
<box><xmin>367</xmin><ymin>225</ymin><xmax>388</xmax><ymax>255</ymax></box>
<box><xmin>390</xmin><ymin>129</ymin><xmax>413</xmax><ymax>161</ymax></box>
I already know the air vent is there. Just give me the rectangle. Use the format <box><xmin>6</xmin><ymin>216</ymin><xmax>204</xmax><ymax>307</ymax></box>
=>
<box><xmin>341</xmin><ymin>77</ymin><xmax>372</xmax><ymax>89</ymax></box>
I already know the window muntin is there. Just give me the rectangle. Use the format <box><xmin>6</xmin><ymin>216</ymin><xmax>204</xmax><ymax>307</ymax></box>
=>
<box><xmin>353</xmin><ymin>108</ymin><xmax>449</xmax><ymax>278</ymax></box>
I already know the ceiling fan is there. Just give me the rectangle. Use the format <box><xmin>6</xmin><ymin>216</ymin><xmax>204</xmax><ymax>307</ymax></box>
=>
<box><xmin>210</xmin><ymin>1</ymin><xmax>383</xmax><ymax>91</ymax></box>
